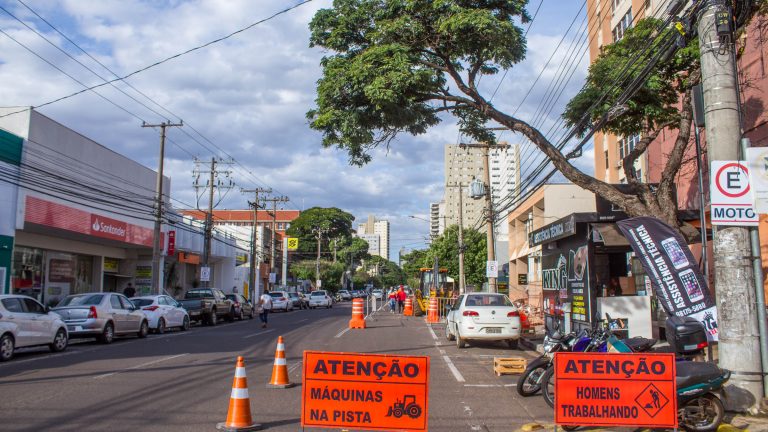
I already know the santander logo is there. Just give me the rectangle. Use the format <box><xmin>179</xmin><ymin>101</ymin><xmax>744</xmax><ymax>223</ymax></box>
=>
<box><xmin>90</xmin><ymin>215</ymin><xmax>127</xmax><ymax>239</ymax></box>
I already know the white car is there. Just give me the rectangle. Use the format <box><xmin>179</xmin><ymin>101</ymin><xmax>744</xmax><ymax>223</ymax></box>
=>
<box><xmin>372</xmin><ymin>289</ymin><xmax>384</xmax><ymax>300</ymax></box>
<box><xmin>131</xmin><ymin>295</ymin><xmax>190</xmax><ymax>334</ymax></box>
<box><xmin>308</xmin><ymin>291</ymin><xmax>332</xmax><ymax>309</ymax></box>
<box><xmin>445</xmin><ymin>293</ymin><xmax>521</xmax><ymax>349</ymax></box>
<box><xmin>268</xmin><ymin>291</ymin><xmax>293</xmax><ymax>312</ymax></box>
<box><xmin>0</xmin><ymin>295</ymin><xmax>69</xmax><ymax>361</ymax></box>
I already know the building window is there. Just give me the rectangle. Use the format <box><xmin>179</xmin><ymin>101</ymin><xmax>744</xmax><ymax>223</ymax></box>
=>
<box><xmin>612</xmin><ymin>8</ymin><xmax>632</xmax><ymax>42</ymax></box>
<box><xmin>604</xmin><ymin>150</ymin><xmax>609</xmax><ymax>168</ymax></box>
<box><xmin>618</xmin><ymin>133</ymin><xmax>641</xmax><ymax>160</ymax></box>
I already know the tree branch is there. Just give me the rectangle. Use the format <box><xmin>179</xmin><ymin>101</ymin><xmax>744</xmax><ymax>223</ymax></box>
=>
<box><xmin>622</xmin><ymin>126</ymin><xmax>666</xmax><ymax>184</ymax></box>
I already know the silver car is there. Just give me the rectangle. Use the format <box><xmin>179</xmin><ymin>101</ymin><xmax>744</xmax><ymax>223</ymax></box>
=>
<box><xmin>0</xmin><ymin>295</ymin><xmax>69</xmax><ymax>361</ymax></box>
<box><xmin>52</xmin><ymin>293</ymin><xmax>149</xmax><ymax>344</ymax></box>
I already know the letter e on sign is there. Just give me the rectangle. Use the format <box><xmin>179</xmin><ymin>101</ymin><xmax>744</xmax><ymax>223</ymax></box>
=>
<box><xmin>710</xmin><ymin>161</ymin><xmax>759</xmax><ymax>226</ymax></box>
<box><xmin>302</xmin><ymin>351</ymin><xmax>429</xmax><ymax>431</ymax></box>
<box><xmin>554</xmin><ymin>352</ymin><xmax>677</xmax><ymax>429</ymax></box>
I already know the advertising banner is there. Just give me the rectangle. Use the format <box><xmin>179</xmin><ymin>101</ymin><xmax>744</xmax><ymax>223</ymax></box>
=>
<box><xmin>542</xmin><ymin>238</ymin><xmax>592</xmax><ymax>323</ymax></box>
<box><xmin>617</xmin><ymin>217</ymin><xmax>718</xmax><ymax>340</ymax></box>
<box><xmin>554</xmin><ymin>352</ymin><xmax>677</xmax><ymax>428</ymax></box>
<box><xmin>302</xmin><ymin>351</ymin><xmax>429</xmax><ymax>431</ymax></box>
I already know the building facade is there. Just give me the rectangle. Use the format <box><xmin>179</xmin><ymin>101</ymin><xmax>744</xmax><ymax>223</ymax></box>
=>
<box><xmin>357</xmin><ymin>215</ymin><xmax>390</xmax><ymax>260</ymax></box>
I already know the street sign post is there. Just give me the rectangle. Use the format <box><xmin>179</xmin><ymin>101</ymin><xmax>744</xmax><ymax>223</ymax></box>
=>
<box><xmin>200</xmin><ymin>266</ymin><xmax>210</xmax><ymax>282</ymax></box>
<box><xmin>302</xmin><ymin>351</ymin><xmax>429</xmax><ymax>431</ymax></box>
<box><xmin>710</xmin><ymin>161</ymin><xmax>758</xmax><ymax>226</ymax></box>
<box><xmin>486</xmin><ymin>261</ymin><xmax>498</xmax><ymax>278</ymax></box>
<box><xmin>554</xmin><ymin>352</ymin><xmax>677</xmax><ymax>429</ymax></box>
<box><xmin>746</xmin><ymin>148</ymin><xmax>768</xmax><ymax>213</ymax></box>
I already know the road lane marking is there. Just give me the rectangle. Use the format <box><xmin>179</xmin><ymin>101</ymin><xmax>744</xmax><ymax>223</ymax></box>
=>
<box><xmin>243</xmin><ymin>329</ymin><xmax>274</xmax><ymax>339</ymax></box>
<box><xmin>463</xmin><ymin>384</ymin><xmax>516</xmax><ymax>387</ymax></box>
<box><xmin>94</xmin><ymin>353</ymin><xmax>188</xmax><ymax>379</ymax></box>
<box><xmin>288</xmin><ymin>361</ymin><xmax>303</xmax><ymax>374</ymax></box>
<box><xmin>334</xmin><ymin>327</ymin><xmax>350</xmax><ymax>338</ymax></box>
<box><xmin>442</xmin><ymin>355</ymin><xmax>465</xmax><ymax>382</ymax></box>
<box><xmin>296</xmin><ymin>319</ymin><xmax>308</xmax><ymax>323</ymax></box>
<box><xmin>427</xmin><ymin>325</ymin><xmax>438</xmax><ymax>340</ymax></box>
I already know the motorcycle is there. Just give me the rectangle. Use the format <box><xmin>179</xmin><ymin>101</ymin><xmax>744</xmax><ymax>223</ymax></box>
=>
<box><xmin>516</xmin><ymin>328</ymin><xmax>578</xmax><ymax>396</ymax></box>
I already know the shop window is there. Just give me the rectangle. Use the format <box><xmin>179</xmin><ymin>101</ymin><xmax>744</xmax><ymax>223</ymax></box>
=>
<box><xmin>11</xmin><ymin>246</ymin><xmax>44</xmax><ymax>299</ymax></box>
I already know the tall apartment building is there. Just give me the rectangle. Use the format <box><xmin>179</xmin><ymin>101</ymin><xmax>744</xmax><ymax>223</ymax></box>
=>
<box><xmin>357</xmin><ymin>215</ymin><xmax>390</xmax><ymax>260</ymax></box>
<box><xmin>429</xmin><ymin>202</ymin><xmax>442</xmax><ymax>238</ymax></box>
<box><xmin>443</xmin><ymin>143</ymin><xmax>520</xmax><ymax>237</ymax></box>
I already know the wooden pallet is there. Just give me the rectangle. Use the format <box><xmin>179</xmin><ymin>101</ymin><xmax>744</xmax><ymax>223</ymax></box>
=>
<box><xmin>493</xmin><ymin>357</ymin><xmax>527</xmax><ymax>376</ymax></box>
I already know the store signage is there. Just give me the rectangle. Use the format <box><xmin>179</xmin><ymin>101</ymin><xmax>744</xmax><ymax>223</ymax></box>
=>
<box><xmin>746</xmin><ymin>148</ymin><xmax>768</xmax><ymax>213</ymax></box>
<box><xmin>90</xmin><ymin>214</ymin><xmax>127</xmax><ymax>241</ymax></box>
<box><xmin>617</xmin><ymin>217</ymin><xmax>719</xmax><ymax>340</ymax></box>
<box><xmin>200</xmin><ymin>266</ymin><xmax>211</xmax><ymax>282</ymax></box>
<box><xmin>167</xmin><ymin>230</ymin><xmax>176</xmax><ymax>255</ymax></box>
<box><xmin>542</xmin><ymin>238</ymin><xmax>592</xmax><ymax>322</ymax></box>
<box><xmin>103</xmin><ymin>258</ymin><xmax>119</xmax><ymax>273</ymax></box>
<box><xmin>554</xmin><ymin>352</ymin><xmax>677</xmax><ymax>428</ymax></box>
<box><xmin>302</xmin><ymin>351</ymin><xmax>429</xmax><ymax>431</ymax></box>
<box><xmin>518</xmin><ymin>274</ymin><xmax>528</xmax><ymax>285</ymax></box>
<box><xmin>287</xmin><ymin>237</ymin><xmax>299</xmax><ymax>250</ymax></box>
<box><xmin>486</xmin><ymin>261</ymin><xmax>498</xmax><ymax>278</ymax></box>
<box><xmin>135</xmin><ymin>265</ymin><xmax>152</xmax><ymax>288</ymax></box>
<box><xmin>710</xmin><ymin>161</ymin><xmax>758</xmax><ymax>226</ymax></box>
<box><xmin>49</xmin><ymin>259</ymin><xmax>74</xmax><ymax>283</ymax></box>
<box><xmin>529</xmin><ymin>215</ymin><xmax>576</xmax><ymax>246</ymax></box>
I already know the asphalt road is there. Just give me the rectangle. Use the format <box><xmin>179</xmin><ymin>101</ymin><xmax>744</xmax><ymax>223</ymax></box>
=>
<box><xmin>0</xmin><ymin>301</ymin><xmax>553</xmax><ymax>431</ymax></box>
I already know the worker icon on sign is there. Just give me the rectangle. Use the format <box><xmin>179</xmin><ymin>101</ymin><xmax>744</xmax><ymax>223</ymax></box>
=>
<box><xmin>650</xmin><ymin>388</ymin><xmax>660</xmax><ymax>409</ymax></box>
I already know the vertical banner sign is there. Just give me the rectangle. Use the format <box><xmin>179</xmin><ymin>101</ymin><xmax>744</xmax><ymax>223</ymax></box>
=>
<box><xmin>617</xmin><ymin>217</ymin><xmax>719</xmax><ymax>340</ymax></box>
<box><xmin>746</xmin><ymin>148</ymin><xmax>768</xmax><ymax>213</ymax></box>
<box><xmin>710</xmin><ymin>161</ymin><xmax>758</xmax><ymax>225</ymax></box>
<box><xmin>302</xmin><ymin>351</ymin><xmax>429</xmax><ymax>431</ymax></box>
<box><xmin>167</xmin><ymin>230</ymin><xmax>176</xmax><ymax>256</ymax></box>
<box><xmin>554</xmin><ymin>352</ymin><xmax>677</xmax><ymax>428</ymax></box>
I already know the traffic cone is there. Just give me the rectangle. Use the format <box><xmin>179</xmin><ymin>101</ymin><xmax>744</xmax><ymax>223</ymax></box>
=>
<box><xmin>216</xmin><ymin>356</ymin><xmax>262</xmax><ymax>431</ymax></box>
<box><xmin>426</xmin><ymin>297</ymin><xmax>440</xmax><ymax>323</ymax></box>
<box><xmin>349</xmin><ymin>298</ymin><xmax>366</xmax><ymax>329</ymax></box>
<box><xmin>403</xmin><ymin>297</ymin><xmax>413</xmax><ymax>316</ymax></box>
<box><xmin>267</xmin><ymin>336</ymin><xmax>295</xmax><ymax>388</ymax></box>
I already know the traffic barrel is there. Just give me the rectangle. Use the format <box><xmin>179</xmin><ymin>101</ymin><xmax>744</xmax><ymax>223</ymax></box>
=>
<box><xmin>403</xmin><ymin>297</ymin><xmax>413</xmax><ymax>316</ymax></box>
<box><xmin>267</xmin><ymin>336</ymin><xmax>294</xmax><ymax>388</ymax></box>
<box><xmin>426</xmin><ymin>297</ymin><xmax>439</xmax><ymax>323</ymax></box>
<box><xmin>217</xmin><ymin>356</ymin><xmax>262</xmax><ymax>431</ymax></box>
<box><xmin>349</xmin><ymin>298</ymin><xmax>366</xmax><ymax>329</ymax></box>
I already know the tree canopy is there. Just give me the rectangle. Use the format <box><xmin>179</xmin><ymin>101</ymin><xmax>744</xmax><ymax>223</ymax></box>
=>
<box><xmin>285</xmin><ymin>207</ymin><xmax>355</xmax><ymax>254</ymax></box>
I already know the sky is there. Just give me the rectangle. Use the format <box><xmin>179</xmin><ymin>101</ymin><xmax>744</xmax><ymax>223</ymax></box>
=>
<box><xmin>0</xmin><ymin>0</ymin><xmax>592</xmax><ymax>260</ymax></box>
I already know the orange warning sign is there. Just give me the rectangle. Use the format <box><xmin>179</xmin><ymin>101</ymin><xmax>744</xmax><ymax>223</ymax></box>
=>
<box><xmin>301</xmin><ymin>351</ymin><xmax>429</xmax><ymax>431</ymax></box>
<box><xmin>554</xmin><ymin>352</ymin><xmax>677</xmax><ymax>428</ymax></box>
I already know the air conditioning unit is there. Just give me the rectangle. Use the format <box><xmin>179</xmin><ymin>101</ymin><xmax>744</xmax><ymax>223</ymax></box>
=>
<box><xmin>616</xmin><ymin>159</ymin><xmax>623</xmax><ymax>168</ymax></box>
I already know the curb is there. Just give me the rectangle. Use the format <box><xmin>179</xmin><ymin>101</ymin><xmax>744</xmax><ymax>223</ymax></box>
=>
<box><xmin>520</xmin><ymin>337</ymin><xmax>542</xmax><ymax>353</ymax></box>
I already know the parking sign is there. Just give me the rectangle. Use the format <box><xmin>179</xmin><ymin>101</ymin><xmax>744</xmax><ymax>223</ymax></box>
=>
<box><xmin>486</xmin><ymin>261</ymin><xmax>498</xmax><ymax>278</ymax></box>
<box><xmin>710</xmin><ymin>161</ymin><xmax>758</xmax><ymax>226</ymax></box>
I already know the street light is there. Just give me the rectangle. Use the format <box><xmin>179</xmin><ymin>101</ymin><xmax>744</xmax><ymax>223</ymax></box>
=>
<box><xmin>408</xmin><ymin>215</ymin><xmax>430</xmax><ymax>222</ymax></box>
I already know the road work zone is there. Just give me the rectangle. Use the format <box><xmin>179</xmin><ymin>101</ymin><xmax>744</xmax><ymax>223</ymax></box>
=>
<box><xmin>301</xmin><ymin>351</ymin><xmax>430</xmax><ymax>431</ymax></box>
<box><xmin>554</xmin><ymin>352</ymin><xmax>677</xmax><ymax>429</ymax></box>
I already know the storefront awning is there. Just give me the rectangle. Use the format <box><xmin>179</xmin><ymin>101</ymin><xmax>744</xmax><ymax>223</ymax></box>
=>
<box><xmin>591</xmin><ymin>223</ymin><xmax>629</xmax><ymax>247</ymax></box>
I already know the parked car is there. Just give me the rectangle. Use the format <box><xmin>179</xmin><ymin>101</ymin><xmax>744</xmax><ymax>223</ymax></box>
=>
<box><xmin>225</xmin><ymin>293</ymin><xmax>255</xmax><ymax>320</ymax></box>
<box><xmin>445</xmin><ymin>293</ymin><xmax>521</xmax><ymax>349</ymax></box>
<box><xmin>371</xmin><ymin>289</ymin><xmax>384</xmax><ymax>300</ymax></box>
<box><xmin>0</xmin><ymin>295</ymin><xmax>69</xmax><ymax>361</ymax></box>
<box><xmin>178</xmin><ymin>288</ymin><xmax>235</xmax><ymax>325</ymax></box>
<box><xmin>131</xmin><ymin>295</ymin><xmax>190</xmax><ymax>333</ymax></box>
<box><xmin>268</xmin><ymin>291</ymin><xmax>293</xmax><ymax>312</ymax></box>
<box><xmin>52</xmin><ymin>293</ymin><xmax>149</xmax><ymax>344</ymax></box>
<box><xmin>287</xmin><ymin>292</ymin><xmax>307</xmax><ymax>310</ymax></box>
<box><xmin>308</xmin><ymin>290</ymin><xmax>332</xmax><ymax>309</ymax></box>
<box><xmin>337</xmin><ymin>290</ymin><xmax>352</xmax><ymax>301</ymax></box>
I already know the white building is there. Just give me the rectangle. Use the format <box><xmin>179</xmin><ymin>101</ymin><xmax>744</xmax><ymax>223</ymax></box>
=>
<box><xmin>356</xmin><ymin>214</ymin><xmax>390</xmax><ymax>260</ymax></box>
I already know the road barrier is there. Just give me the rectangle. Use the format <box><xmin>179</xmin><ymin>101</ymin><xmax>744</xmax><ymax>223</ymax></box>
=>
<box><xmin>403</xmin><ymin>298</ymin><xmax>413</xmax><ymax>316</ymax></box>
<box><xmin>426</xmin><ymin>297</ymin><xmax>439</xmax><ymax>323</ymax></box>
<box><xmin>217</xmin><ymin>356</ymin><xmax>262</xmax><ymax>431</ymax></box>
<box><xmin>267</xmin><ymin>336</ymin><xmax>295</xmax><ymax>388</ymax></box>
<box><xmin>349</xmin><ymin>298</ymin><xmax>366</xmax><ymax>329</ymax></box>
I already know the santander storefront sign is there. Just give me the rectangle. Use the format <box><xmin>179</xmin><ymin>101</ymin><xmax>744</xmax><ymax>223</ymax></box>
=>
<box><xmin>90</xmin><ymin>214</ymin><xmax>127</xmax><ymax>241</ymax></box>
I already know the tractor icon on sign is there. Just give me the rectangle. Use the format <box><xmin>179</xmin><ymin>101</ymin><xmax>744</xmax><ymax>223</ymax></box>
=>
<box><xmin>385</xmin><ymin>395</ymin><xmax>422</xmax><ymax>419</ymax></box>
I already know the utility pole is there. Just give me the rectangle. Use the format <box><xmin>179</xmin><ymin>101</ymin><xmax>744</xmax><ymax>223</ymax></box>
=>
<box><xmin>461</xmin><ymin>142</ymin><xmax>509</xmax><ymax>293</ymax></box>
<box><xmin>263</xmin><ymin>196</ymin><xmax>289</xmax><ymax>290</ymax></box>
<box><xmin>313</xmin><ymin>226</ymin><xmax>328</xmax><ymax>288</ymax></box>
<box><xmin>193</xmin><ymin>158</ymin><xmax>234</xmax><ymax>289</ymax></box>
<box><xmin>697</xmin><ymin>1</ymin><xmax>765</xmax><ymax>410</ymax></box>
<box><xmin>241</xmin><ymin>187</ymin><xmax>271</xmax><ymax>300</ymax></box>
<box><xmin>142</xmin><ymin>120</ymin><xmax>182</xmax><ymax>295</ymax></box>
<box><xmin>447</xmin><ymin>183</ymin><xmax>466</xmax><ymax>294</ymax></box>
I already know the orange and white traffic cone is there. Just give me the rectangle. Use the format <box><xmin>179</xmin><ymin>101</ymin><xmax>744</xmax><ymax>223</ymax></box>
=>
<box><xmin>267</xmin><ymin>336</ymin><xmax>294</xmax><ymax>388</ymax></box>
<box><xmin>217</xmin><ymin>356</ymin><xmax>262</xmax><ymax>431</ymax></box>
<box><xmin>403</xmin><ymin>298</ymin><xmax>413</xmax><ymax>316</ymax></box>
<box><xmin>349</xmin><ymin>298</ymin><xmax>366</xmax><ymax>329</ymax></box>
<box><xmin>426</xmin><ymin>297</ymin><xmax>440</xmax><ymax>323</ymax></box>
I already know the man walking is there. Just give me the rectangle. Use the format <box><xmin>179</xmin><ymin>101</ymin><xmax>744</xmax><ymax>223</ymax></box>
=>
<box><xmin>123</xmin><ymin>283</ymin><xmax>136</xmax><ymax>298</ymax></box>
<box><xmin>258</xmin><ymin>289</ymin><xmax>272</xmax><ymax>328</ymax></box>
<box><xmin>396</xmin><ymin>286</ymin><xmax>406</xmax><ymax>314</ymax></box>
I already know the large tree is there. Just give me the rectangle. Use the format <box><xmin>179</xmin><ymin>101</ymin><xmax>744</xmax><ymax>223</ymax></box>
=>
<box><xmin>285</xmin><ymin>207</ymin><xmax>355</xmax><ymax>254</ymax></box>
<box><xmin>307</xmin><ymin>1</ymin><xmax>718</xmax><ymax>240</ymax></box>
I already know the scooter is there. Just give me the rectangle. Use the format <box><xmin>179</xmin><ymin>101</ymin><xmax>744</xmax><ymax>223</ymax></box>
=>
<box><xmin>516</xmin><ymin>327</ymin><xmax>578</xmax><ymax>396</ymax></box>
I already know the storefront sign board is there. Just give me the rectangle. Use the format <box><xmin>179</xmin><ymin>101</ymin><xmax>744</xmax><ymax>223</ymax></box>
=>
<box><xmin>103</xmin><ymin>258</ymin><xmax>119</xmax><ymax>273</ymax></box>
<box><xmin>617</xmin><ymin>217</ymin><xmax>719</xmax><ymax>340</ymax></box>
<box><xmin>710</xmin><ymin>161</ymin><xmax>758</xmax><ymax>225</ymax></box>
<box><xmin>542</xmin><ymin>226</ymin><xmax>592</xmax><ymax>323</ymax></box>
<box><xmin>167</xmin><ymin>230</ymin><xmax>176</xmax><ymax>255</ymax></box>
<box><xmin>517</xmin><ymin>274</ymin><xmax>528</xmax><ymax>285</ymax></box>
<box><xmin>302</xmin><ymin>351</ymin><xmax>429</xmax><ymax>431</ymax></box>
<box><xmin>287</xmin><ymin>237</ymin><xmax>299</xmax><ymax>250</ymax></box>
<box><xmin>529</xmin><ymin>215</ymin><xmax>576</xmax><ymax>246</ymax></box>
<box><xmin>554</xmin><ymin>352</ymin><xmax>677</xmax><ymax>428</ymax></box>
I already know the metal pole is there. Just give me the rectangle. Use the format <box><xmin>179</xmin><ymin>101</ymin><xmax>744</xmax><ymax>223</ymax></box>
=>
<box><xmin>458</xmin><ymin>184</ymin><xmax>466</xmax><ymax>294</ymax></box>
<box><xmin>202</xmin><ymin>158</ymin><xmax>216</xmax><ymax>288</ymax></box>
<box><xmin>693</xmin><ymin>126</ymin><xmax>709</xmax><ymax>278</ymax></box>
<box><xmin>282</xmin><ymin>237</ymin><xmax>288</xmax><ymax>287</ymax></box>
<box><xmin>482</xmin><ymin>145</ymin><xmax>497</xmax><ymax>293</ymax></box>
<box><xmin>698</xmin><ymin>0</ymin><xmax>764</xmax><ymax>409</ymax></box>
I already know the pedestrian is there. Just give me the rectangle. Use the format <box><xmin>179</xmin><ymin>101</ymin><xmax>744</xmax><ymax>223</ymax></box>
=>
<box><xmin>258</xmin><ymin>289</ymin><xmax>272</xmax><ymax>328</ymax></box>
<box><xmin>123</xmin><ymin>283</ymin><xmax>136</xmax><ymax>298</ymax></box>
<box><xmin>388</xmin><ymin>289</ymin><xmax>397</xmax><ymax>313</ymax></box>
<box><xmin>396</xmin><ymin>286</ymin><xmax>406</xmax><ymax>314</ymax></box>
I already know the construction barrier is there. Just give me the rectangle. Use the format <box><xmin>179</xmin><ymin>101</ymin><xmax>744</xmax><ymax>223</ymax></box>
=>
<box><xmin>403</xmin><ymin>297</ymin><xmax>413</xmax><ymax>316</ymax></box>
<box><xmin>349</xmin><ymin>298</ymin><xmax>366</xmax><ymax>329</ymax></box>
<box><xmin>267</xmin><ymin>336</ymin><xmax>295</xmax><ymax>388</ymax></box>
<box><xmin>426</xmin><ymin>297</ymin><xmax>439</xmax><ymax>323</ymax></box>
<box><xmin>217</xmin><ymin>356</ymin><xmax>262</xmax><ymax>431</ymax></box>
